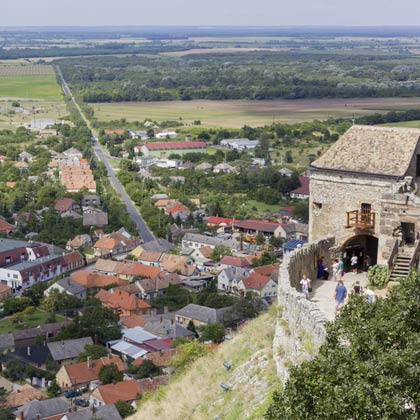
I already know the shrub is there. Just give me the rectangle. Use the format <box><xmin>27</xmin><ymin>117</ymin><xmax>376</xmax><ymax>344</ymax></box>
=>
<box><xmin>367</xmin><ymin>264</ymin><xmax>388</xmax><ymax>288</ymax></box>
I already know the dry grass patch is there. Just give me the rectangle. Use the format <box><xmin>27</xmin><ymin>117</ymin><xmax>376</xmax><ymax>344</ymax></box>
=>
<box><xmin>131</xmin><ymin>309</ymin><xmax>279</xmax><ymax>420</ymax></box>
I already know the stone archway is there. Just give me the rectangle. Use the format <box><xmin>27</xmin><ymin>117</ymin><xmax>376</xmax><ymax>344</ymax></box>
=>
<box><xmin>342</xmin><ymin>234</ymin><xmax>378</xmax><ymax>272</ymax></box>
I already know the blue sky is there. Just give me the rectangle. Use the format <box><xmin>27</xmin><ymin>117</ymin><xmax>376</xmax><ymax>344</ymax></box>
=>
<box><xmin>2</xmin><ymin>0</ymin><xmax>420</xmax><ymax>26</ymax></box>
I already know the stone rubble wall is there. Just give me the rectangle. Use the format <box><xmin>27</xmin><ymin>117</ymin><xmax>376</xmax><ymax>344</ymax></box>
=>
<box><xmin>273</xmin><ymin>237</ymin><xmax>334</xmax><ymax>384</ymax></box>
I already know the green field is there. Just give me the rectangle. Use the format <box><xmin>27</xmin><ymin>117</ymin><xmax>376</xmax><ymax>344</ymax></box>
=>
<box><xmin>0</xmin><ymin>308</ymin><xmax>65</xmax><ymax>334</ymax></box>
<box><xmin>0</xmin><ymin>75</ymin><xmax>62</xmax><ymax>100</ymax></box>
<box><xmin>244</xmin><ymin>199</ymin><xmax>281</xmax><ymax>216</ymax></box>
<box><xmin>92</xmin><ymin>97</ymin><xmax>420</xmax><ymax>129</ymax></box>
<box><xmin>379</xmin><ymin>120</ymin><xmax>420</xmax><ymax>128</ymax></box>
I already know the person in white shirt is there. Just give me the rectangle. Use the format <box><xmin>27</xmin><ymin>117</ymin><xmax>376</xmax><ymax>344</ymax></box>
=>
<box><xmin>351</xmin><ymin>254</ymin><xmax>358</xmax><ymax>273</ymax></box>
<box><xmin>300</xmin><ymin>274</ymin><xmax>311</xmax><ymax>300</ymax></box>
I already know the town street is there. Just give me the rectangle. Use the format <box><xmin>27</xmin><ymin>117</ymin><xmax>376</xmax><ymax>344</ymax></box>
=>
<box><xmin>55</xmin><ymin>66</ymin><xmax>155</xmax><ymax>243</ymax></box>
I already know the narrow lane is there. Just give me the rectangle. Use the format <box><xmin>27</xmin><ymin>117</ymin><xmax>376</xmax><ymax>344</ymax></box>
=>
<box><xmin>55</xmin><ymin>66</ymin><xmax>155</xmax><ymax>243</ymax></box>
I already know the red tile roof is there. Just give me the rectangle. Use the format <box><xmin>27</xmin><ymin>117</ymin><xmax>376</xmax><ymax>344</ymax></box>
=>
<box><xmin>144</xmin><ymin>141</ymin><xmax>207</xmax><ymax>150</ymax></box>
<box><xmin>63</xmin><ymin>355</ymin><xmax>125</xmax><ymax>385</ymax></box>
<box><xmin>0</xmin><ymin>219</ymin><xmax>15</xmax><ymax>233</ymax></box>
<box><xmin>242</xmin><ymin>272</ymin><xmax>271</xmax><ymax>291</ymax></box>
<box><xmin>207</xmin><ymin>216</ymin><xmax>235</xmax><ymax>225</ymax></box>
<box><xmin>120</xmin><ymin>315</ymin><xmax>148</xmax><ymax>328</ymax></box>
<box><xmin>93</xmin><ymin>379</ymin><xmax>141</xmax><ymax>404</ymax></box>
<box><xmin>253</xmin><ymin>264</ymin><xmax>279</xmax><ymax>276</ymax></box>
<box><xmin>166</xmin><ymin>204</ymin><xmax>191</xmax><ymax>215</ymax></box>
<box><xmin>117</xmin><ymin>261</ymin><xmax>162</xmax><ymax>278</ymax></box>
<box><xmin>133</xmin><ymin>349</ymin><xmax>177</xmax><ymax>367</ymax></box>
<box><xmin>63</xmin><ymin>251</ymin><xmax>84</xmax><ymax>266</ymax></box>
<box><xmin>54</xmin><ymin>198</ymin><xmax>76</xmax><ymax>212</ymax></box>
<box><xmin>290</xmin><ymin>175</ymin><xmax>310</xmax><ymax>196</ymax></box>
<box><xmin>96</xmin><ymin>288</ymin><xmax>151</xmax><ymax>312</ymax></box>
<box><xmin>220</xmin><ymin>255</ymin><xmax>251</xmax><ymax>267</ymax></box>
<box><xmin>71</xmin><ymin>271</ymin><xmax>125</xmax><ymax>288</ymax></box>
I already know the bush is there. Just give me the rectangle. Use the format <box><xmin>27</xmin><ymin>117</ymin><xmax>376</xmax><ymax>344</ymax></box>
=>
<box><xmin>367</xmin><ymin>264</ymin><xmax>388</xmax><ymax>288</ymax></box>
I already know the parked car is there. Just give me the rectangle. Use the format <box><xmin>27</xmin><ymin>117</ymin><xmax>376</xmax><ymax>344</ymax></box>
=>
<box><xmin>64</xmin><ymin>389</ymin><xmax>82</xmax><ymax>398</ymax></box>
<box><xmin>74</xmin><ymin>399</ymin><xmax>89</xmax><ymax>407</ymax></box>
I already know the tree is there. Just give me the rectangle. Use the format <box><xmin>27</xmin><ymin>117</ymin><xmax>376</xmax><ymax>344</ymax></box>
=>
<box><xmin>77</xmin><ymin>344</ymin><xmax>108</xmax><ymax>362</ymax></box>
<box><xmin>55</xmin><ymin>306</ymin><xmax>120</xmax><ymax>344</ymax></box>
<box><xmin>210</xmin><ymin>245</ymin><xmax>232</xmax><ymax>262</ymax></box>
<box><xmin>252</xmin><ymin>252</ymin><xmax>277</xmax><ymax>267</ymax></box>
<box><xmin>22</xmin><ymin>281</ymin><xmax>49</xmax><ymax>306</ymax></box>
<box><xmin>169</xmin><ymin>341</ymin><xmax>209</xmax><ymax>371</ymax></box>
<box><xmin>233</xmin><ymin>292</ymin><xmax>265</xmax><ymax>319</ymax></box>
<box><xmin>266</xmin><ymin>270</ymin><xmax>420</xmax><ymax>419</ymax></box>
<box><xmin>47</xmin><ymin>380</ymin><xmax>60</xmax><ymax>398</ymax></box>
<box><xmin>115</xmin><ymin>400</ymin><xmax>136</xmax><ymax>418</ymax></box>
<box><xmin>42</xmin><ymin>290</ymin><xmax>81</xmax><ymax>313</ymax></box>
<box><xmin>256</xmin><ymin>232</ymin><xmax>266</xmax><ymax>246</ymax></box>
<box><xmin>294</xmin><ymin>199</ymin><xmax>309</xmax><ymax>222</ymax></box>
<box><xmin>0</xmin><ymin>388</ymin><xmax>13</xmax><ymax>420</ymax></box>
<box><xmin>199</xmin><ymin>322</ymin><xmax>225</xmax><ymax>343</ymax></box>
<box><xmin>128</xmin><ymin>359</ymin><xmax>162</xmax><ymax>380</ymax></box>
<box><xmin>187</xmin><ymin>320</ymin><xmax>199</xmax><ymax>338</ymax></box>
<box><xmin>3</xmin><ymin>296</ymin><xmax>31</xmax><ymax>315</ymax></box>
<box><xmin>98</xmin><ymin>363</ymin><xmax>124</xmax><ymax>384</ymax></box>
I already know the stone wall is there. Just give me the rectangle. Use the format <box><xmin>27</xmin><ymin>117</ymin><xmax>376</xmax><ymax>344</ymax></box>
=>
<box><xmin>273</xmin><ymin>237</ymin><xmax>334</xmax><ymax>384</ymax></box>
<box><xmin>309</xmin><ymin>170</ymin><xmax>393</xmax><ymax>245</ymax></box>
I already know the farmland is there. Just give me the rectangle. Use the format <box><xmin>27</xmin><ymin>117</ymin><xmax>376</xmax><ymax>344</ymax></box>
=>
<box><xmin>0</xmin><ymin>64</ymin><xmax>62</xmax><ymax>100</ymax></box>
<box><xmin>0</xmin><ymin>63</ymin><xmax>66</xmax><ymax>130</ymax></box>
<box><xmin>91</xmin><ymin>97</ymin><xmax>420</xmax><ymax>128</ymax></box>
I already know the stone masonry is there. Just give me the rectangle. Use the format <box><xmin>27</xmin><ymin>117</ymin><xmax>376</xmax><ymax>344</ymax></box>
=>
<box><xmin>273</xmin><ymin>237</ymin><xmax>334</xmax><ymax>384</ymax></box>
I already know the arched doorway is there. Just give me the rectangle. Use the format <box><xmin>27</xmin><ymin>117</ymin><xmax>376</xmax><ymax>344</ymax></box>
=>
<box><xmin>342</xmin><ymin>235</ymin><xmax>378</xmax><ymax>272</ymax></box>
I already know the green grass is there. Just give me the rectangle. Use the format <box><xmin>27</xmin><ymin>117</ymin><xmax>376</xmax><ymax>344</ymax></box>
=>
<box><xmin>244</xmin><ymin>200</ymin><xmax>281</xmax><ymax>216</ymax></box>
<box><xmin>0</xmin><ymin>75</ymin><xmax>62</xmax><ymax>100</ymax></box>
<box><xmin>131</xmin><ymin>309</ymin><xmax>279</xmax><ymax>420</ymax></box>
<box><xmin>0</xmin><ymin>309</ymin><xmax>65</xmax><ymax>334</ymax></box>
<box><xmin>379</xmin><ymin>120</ymin><xmax>420</xmax><ymax>128</ymax></box>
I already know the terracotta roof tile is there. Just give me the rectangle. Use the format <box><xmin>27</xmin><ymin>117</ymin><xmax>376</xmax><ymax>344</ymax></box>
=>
<box><xmin>144</xmin><ymin>141</ymin><xmax>206</xmax><ymax>151</ymax></box>
<box><xmin>71</xmin><ymin>271</ymin><xmax>125</xmax><ymax>288</ymax></box>
<box><xmin>64</xmin><ymin>355</ymin><xmax>124</xmax><ymax>386</ymax></box>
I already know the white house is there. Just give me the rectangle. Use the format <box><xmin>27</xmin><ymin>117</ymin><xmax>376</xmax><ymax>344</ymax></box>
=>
<box><xmin>155</xmin><ymin>131</ymin><xmax>178</xmax><ymax>139</ymax></box>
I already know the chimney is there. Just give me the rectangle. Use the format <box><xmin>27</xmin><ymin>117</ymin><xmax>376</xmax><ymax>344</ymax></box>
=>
<box><xmin>36</xmin><ymin>415</ymin><xmax>40</xmax><ymax>420</ymax></box>
<box><xmin>68</xmin><ymin>407</ymin><xmax>72</xmax><ymax>413</ymax></box>
<box><xmin>87</xmin><ymin>356</ymin><xmax>92</xmax><ymax>369</ymax></box>
<box><xmin>27</xmin><ymin>346</ymin><xmax>31</xmax><ymax>357</ymax></box>
<box><xmin>19</xmin><ymin>411</ymin><xmax>24</xmax><ymax>420</ymax></box>
<box><xmin>108</xmin><ymin>352</ymin><xmax>112</xmax><ymax>360</ymax></box>
<box><xmin>92</xmin><ymin>406</ymin><xmax>95</xmax><ymax>414</ymax></box>
<box><xmin>160</xmin><ymin>316</ymin><xmax>163</xmax><ymax>323</ymax></box>
<box><xmin>163</xmin><ymin>306</ymin><xmax>168</xmax><ymax>314</ymax></box>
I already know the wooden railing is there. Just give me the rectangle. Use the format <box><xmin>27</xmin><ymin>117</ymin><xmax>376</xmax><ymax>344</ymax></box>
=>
<box><xmin>409</xmin><ymin>239</ymin><xmax>420</xmax><ymax>269</ymax></box>
<box><xmin>388</xmin><ymin>239</ymin><xmax>399</xmax><ymax>274</ymax></box>
<box><xmin>346</xmin><ymin>210</ymin><xmax>375</xmax><ymax>229</ymax></box>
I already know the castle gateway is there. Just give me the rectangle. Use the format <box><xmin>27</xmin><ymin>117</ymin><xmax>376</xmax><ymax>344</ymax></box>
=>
<box><xmin>309</xmin><ymin>125</ymin><xmax>420</xmax><ymax>275</ymax></box>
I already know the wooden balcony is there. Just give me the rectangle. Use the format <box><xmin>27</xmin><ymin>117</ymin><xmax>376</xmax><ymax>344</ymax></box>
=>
<box><xmin>346</xmin><ymin>210</ymin><xmax>375</xmax><ymax>230</ymax></box>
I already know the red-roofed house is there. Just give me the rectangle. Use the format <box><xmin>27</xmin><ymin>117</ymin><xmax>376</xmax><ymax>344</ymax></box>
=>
<box><xmin>290</xmin><ymin>175</ymin><xmax>310</xmax><ymax>199</ymax></box>
<box><xmin>238</xmin><ymin>271</ymin><xmax>278</xmax><ymax>299</ymax></box>
<box><xmin>56</xmin><ymin>354</ymin><xmax>125</xmax><ymax>388</ymax></box>
<box><xmin>207</xmin><ymin>216</ymin><xmax>235</xmax><ymax>227</ymax></box>
<box><xmin>89</xmin><ymin>379</ymin><xmax>141</xmax><ymax>407</ymax></box>
<box><xmin>95</xmin><ymin>288</ymin><xmax>151</xmax><ymax>318</ymax></box>
<box><xmin>219</xmin><ymin>255</ymin><xmax>252</xmax><ymax>268</ymax></box>
<box><xmin>54</xmin><ymin>198</ymin><xmax>80</xmax><ymax>214</ymax></box>
<box><xmin>141</xmin><ymin>141</ymin><xmax>207</xmax><ymax>159</ymax></box>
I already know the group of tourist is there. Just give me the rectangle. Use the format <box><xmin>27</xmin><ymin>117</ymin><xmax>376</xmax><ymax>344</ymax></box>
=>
<box><xmin>299</xmin><ymin>255</ymin><xmax>376</xmax><ymax>313</ymax></box>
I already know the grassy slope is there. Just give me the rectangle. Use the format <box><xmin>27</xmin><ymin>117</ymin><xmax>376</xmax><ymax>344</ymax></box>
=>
<box><xmin>131</xmin><ymin>308</ymin><xmax>279</xmax><ymax>420</ymax></box>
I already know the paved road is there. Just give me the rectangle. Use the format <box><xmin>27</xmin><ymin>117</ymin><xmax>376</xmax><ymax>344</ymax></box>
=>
<box><xmin>55</xmin><ymin>66</ymin><xmax>155</xmax><ymax>243</ymax></box>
